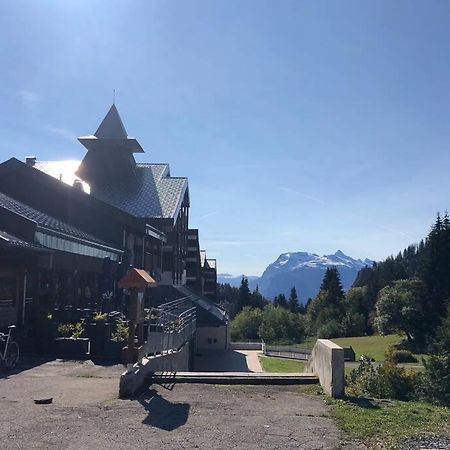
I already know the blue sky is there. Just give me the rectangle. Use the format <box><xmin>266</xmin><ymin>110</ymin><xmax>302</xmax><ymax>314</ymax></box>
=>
<box><xmin>1</xmin><ymin>1</ymin><xmax>450</xmax><ymax>275</ymax></box>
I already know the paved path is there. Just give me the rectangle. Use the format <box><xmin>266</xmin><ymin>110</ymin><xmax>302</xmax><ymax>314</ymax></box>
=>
<box><xmin>194</xmin><ymin>349</ymin><xmax>263</xmax><ymax>372</ymax></box>
<box><xmin>240</xmin><ymin>350</ymin><xmax>263</xmax><ymax>372</ymax></box>
<box><xmin>0</xmin><ymin>358</ymin><xmax>341</xmax><ymax>449</ymax></box>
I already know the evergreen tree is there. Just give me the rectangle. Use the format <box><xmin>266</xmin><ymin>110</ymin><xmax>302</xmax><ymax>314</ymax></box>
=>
<box><xmin>236</xmin><ymin>276</ymin><xmax>251</xmax><ymax>314</ymax></box>
<box><xmin>420</xmin><ymin>213</ymin><xmax>450</xmax><ymax>326</ymax></box>
<box><xmin>249</xmin><ymin>285</ymin><xmax>266</xmax><ymax>309</ymax></box>
<box><xmin>306</xmin><ymin>267</ymin><xmax>346</xmax><ymax>337</ymax></box>
<box><xmin>288</xmin><ymin>286</ymin><xmax>300</xmax><ymax>313</ymax></box>
<box><xmin>277</xmin><ymin>293</ymin><xmax>288</xmax><ymax>309</ymax></box>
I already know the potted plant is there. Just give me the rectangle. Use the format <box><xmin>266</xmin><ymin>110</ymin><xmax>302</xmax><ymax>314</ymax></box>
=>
<box><xmin>54</xmin><ymin>320</ymin><xmax>90</xmax><ymax>359</ymax></box>
<box><xmin>103</xmin><ymin>319</ymin><xmax>128</xmax><ymax>361</ymax></box>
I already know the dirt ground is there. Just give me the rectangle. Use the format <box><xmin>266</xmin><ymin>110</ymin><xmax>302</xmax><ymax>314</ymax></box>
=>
<box><xmin>0</xmin><ymin>358</ymin><xmax>342</xmax><ymax>450</ymax></box>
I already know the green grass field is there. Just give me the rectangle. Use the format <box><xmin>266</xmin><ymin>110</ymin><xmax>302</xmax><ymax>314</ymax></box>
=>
<box><xmin>330</xmin><ymin>334</ymin><xmax>404</xmax><ymax>361</ymax></box>
<box><xmin>259</xmin><ymin>355</ymin><xmax>305</xmax><ymax>373</ymax></box>
<box><xmin>299</xmin><ymin>334</ymin><xmax>422</xmax><ymax>362</ymax></box>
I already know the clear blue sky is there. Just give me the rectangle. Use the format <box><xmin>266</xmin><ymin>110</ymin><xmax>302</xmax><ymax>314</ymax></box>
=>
<box><xmin>1</xmin><ymin>1</ymin><xmax>450</xmax><ymax>275</ymax></box>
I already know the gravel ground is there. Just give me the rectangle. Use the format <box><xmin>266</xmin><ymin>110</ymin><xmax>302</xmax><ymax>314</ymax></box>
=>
<box><xmin>396</xmin><ymin>435</ymin><xmax>450</xmax><ymax>450</ymax></box>
<box><xmin>0</xmin><ymin>358</ymin><xmax>341</xmax><ymax>450</ymax></box>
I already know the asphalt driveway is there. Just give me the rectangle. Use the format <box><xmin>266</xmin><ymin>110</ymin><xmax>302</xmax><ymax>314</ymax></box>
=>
<box><xmin>0</xmin><ymin>358</ymin><xmax>341</xmax><ymax>449</ymax></box>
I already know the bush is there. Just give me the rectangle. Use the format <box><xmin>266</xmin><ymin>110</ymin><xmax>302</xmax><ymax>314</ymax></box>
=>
<box><xmin>422</xmin><ymin>354</ymin><xmax>450</xmax><ymax>406</ymax></box>
<box><xmin>57</xmin><ymin>323</ymin><xmax>74</xmax><ymax>338</ymax></box>
<box><xmin>93</xmin><ymin>312</ymin><xmax>107</xmax><ymax>322</ymax></box>
<box><xmin>346</xmin><ymin>356</ymin><xmax>421</xmax><ymax>401</ymax></box>
<box><xmin>390</xmin><ymin>349</ymin><xmax>417</xmax><ymax>364</ymax></box>
<box><xmin>57</xmin><ymin>321</ymin><xmax>85</xmax><ymax>339</ymax></box>
<box><xmin>112</xmin><ymin>319</ymin><xmax>129</xmax><ymax>342</ymax></box>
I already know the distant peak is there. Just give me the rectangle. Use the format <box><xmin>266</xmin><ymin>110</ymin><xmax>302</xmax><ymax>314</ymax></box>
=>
<box><xmin>334</xmin><ymin>250</ymin><xmax>347</xmax><ymax>257</ymax></box>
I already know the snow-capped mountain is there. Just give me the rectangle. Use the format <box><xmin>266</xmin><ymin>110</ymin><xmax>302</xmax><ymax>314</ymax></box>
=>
<box><xmin>217</xmin><ymin>251</ymin><xmax>374</xmax><ymax>303</ymax></box>
<box><xmin>257</xmin><ymin>250</ymin><xmax>374</xmax><ymax>302</ymax></box>
<box><xmin>217</xmin><ymin>273</ymin><xmax>259</xmax><ymax>287</ymax></box>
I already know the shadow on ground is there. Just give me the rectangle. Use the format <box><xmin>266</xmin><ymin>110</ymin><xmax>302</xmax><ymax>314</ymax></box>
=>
<box><xmin>138</xmin><ymin>388</ymin><xmax>190</xmax><ymax>431</ymax></box>
<box><xmin>0</xmin><ymin>356</ymin><xmax>54</xmax><ymax>379</ymax></box>
<box><xmin>194</xmin><ymin>350</ymin><xmax>249</xmax><ymax>372</ymax></box>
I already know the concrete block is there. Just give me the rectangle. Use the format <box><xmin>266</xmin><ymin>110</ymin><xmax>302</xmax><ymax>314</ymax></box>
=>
<box><xmin>305</xmin><ymin>339</ymin><xmax>344</xmax><ymax>398</ymax></box>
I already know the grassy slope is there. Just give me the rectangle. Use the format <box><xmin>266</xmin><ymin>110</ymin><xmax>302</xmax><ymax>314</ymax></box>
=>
<box><xmin>299</xmin><ymin>334</ymin><xmax>425</xmax><ymax>361</ymax></box>
<box><xmin>259</xmin><ymin>355</ymin><xmax>305</xmax><ymax>373</ymax></box>
<box><xmin>329</xmin><ymin>397</ymin><xmax>450</xmax><ymax>449</ymax></box>
<box><xmin>330</xmin><ymin>334</ymin><xmax>403</xmax><ymax>361</ymax></box>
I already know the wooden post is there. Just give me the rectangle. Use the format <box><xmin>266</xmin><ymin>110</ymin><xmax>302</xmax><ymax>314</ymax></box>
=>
<box><xmin>118</xmin><ymin>268</ymin><xmax>156</xmax><ymax>364</ymax></box>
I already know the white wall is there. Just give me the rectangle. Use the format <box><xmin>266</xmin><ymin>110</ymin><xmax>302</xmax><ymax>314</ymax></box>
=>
<box><xmin>196</xmin><ymin>326</ymin><xmax>228</xmax><ymax>350</ymax></box>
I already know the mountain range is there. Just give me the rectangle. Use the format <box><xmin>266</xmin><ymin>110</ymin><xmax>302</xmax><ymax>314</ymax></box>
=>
<box><xmin>217</xmin><ymin>250</ymin><xmax>374</xmax><ymax>303</ymax></box>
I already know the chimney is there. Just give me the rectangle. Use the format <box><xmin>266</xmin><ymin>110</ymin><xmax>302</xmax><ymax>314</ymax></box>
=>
<box><xmin>73</xmin><ymin>179</ymin><xmax>84</xmax><ymax>192</ymax></box>
<box><xmin>25</xmin><ymin>156</ymin><xmax>36</xmax><ymax>166</ymax></box>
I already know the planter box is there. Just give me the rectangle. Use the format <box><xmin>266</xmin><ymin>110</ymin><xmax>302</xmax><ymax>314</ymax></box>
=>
<box><xmin>88</xmin><ymin>323</ymin><xmax>112</xmax><ymax>358</ymax></box>
<box><xmin>54</xmin><ymin>338</ymin><xmax>90</xmax><ymax>359</ymax></box>
<box><xmin>103</xmin><ymin>340</ymin><xmax>125</xmax><ymax>362</ymax></box>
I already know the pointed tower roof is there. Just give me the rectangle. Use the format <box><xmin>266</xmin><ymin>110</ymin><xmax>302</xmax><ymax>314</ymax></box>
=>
<box><xmin>78</xmin><ymin>104</ymin><xmax>144</xmax><ymax>153</ymax></box>
<box><xmin>94</xmin><ymin>104</ymin><xmax>128</xmax><ymax>139</ymax></box>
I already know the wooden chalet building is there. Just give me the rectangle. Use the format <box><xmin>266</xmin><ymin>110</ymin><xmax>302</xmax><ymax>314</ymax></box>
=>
<box><xmin>35</xmin><ymin>105</ymin><xmax>189</xmax><ymax>286</ymax></box>
<box><xmin>0</xmin><ymin>104</ymin><xmax>222</xmax><ymax>332</ymax></box>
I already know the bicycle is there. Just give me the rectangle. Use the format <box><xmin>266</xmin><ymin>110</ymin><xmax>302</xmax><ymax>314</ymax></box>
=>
<box><xmin>0</xmin><ymin>325</ymin><xmax>20</xmax><ymax>370</ymax></box>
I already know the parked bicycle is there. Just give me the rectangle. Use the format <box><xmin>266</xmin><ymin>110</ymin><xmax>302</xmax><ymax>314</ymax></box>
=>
<box><xmin>0</xmin><ymin>325</ymin><xmax>19</xmax><ymax>370</ymax></box>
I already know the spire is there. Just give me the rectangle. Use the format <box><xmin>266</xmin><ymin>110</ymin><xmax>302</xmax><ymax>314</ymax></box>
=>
<box><xmin>94</xmin><ymin>104</ymin><xmax>128</xmax><ymax>139</ymax></box>
<box><xmin>77</xmin><ymin>104</ymin><xmax>144</xmax><ymax>153</ymax></box>
<box><xmin>76</xmin><ymin>103</ymin><xmax>144</xmax><ymax>184</ymax></box>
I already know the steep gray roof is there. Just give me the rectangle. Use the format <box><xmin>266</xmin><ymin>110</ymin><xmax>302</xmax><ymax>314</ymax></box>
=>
<box><xmin>0</xmin><ymin>229</ymin><xmax>46</xmax><ymax>251</ymax></box>
<box><xmin>34</xmin><ymin>161</ymin><xmax>188</xmax><ymax>220</ymax></box>
<box><xmin>0</xmin><ymin>192</ymin><xmax>110</xmax><ymax>246</ymax></box>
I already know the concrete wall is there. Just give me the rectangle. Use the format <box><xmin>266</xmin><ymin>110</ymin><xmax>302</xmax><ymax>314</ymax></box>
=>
<box><xmin>119</xmin><ymin>340</ymin><xmax>191</xmax><ymax>398</ymax></box>
<box><xmin>196</xmin><ymin>325</ymin><xmax>228</xmax><ymax>350</ymax></box>
<box><xmin>305</xmin><ymin>339</ymin><xmax>344</xmax><ymax>398</ymax></box>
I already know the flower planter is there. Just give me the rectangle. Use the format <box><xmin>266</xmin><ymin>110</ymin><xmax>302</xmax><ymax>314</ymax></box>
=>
<box><xmin>88</xmin><ymin>322</ymin><xmax>112</xmax><ymax>359</ymax></box>
<box><xmin>103</xmin><ymin>339</ymin><xmax>125</xmax><ymax>362</ymax></box>
<box><xmin>54</xmin><ymin>337</ymin><xmax>90</xmax><ymax>359</ymax></box>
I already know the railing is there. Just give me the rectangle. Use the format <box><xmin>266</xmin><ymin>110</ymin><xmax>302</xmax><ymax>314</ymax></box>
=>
<box><xmin>144</xmin><ymin>296</ymin><xmax>196</xmax><ymax>357</ymax></box>
<box><xmin>263</xmin><ymin>345</ymin><xmax>312</xmax><ymax>361</ymax></box>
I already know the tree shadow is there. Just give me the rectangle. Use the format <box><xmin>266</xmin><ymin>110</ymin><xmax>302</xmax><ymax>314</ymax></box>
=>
<box><xmin>137</xmin><ymin>388</ymin><xmax>190</xmax><ymax>431</ymax></box>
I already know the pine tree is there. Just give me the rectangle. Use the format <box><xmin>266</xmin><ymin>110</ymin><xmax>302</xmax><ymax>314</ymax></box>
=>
<box><xmin>306</xmin><ymin>267</ymin><xmax>346</xmax><ymax>337</ymax></box>
<box><xmin>274</xmin><ymin>294</ymin><xmax>287</xmax><ymax>308</ymax></box>
<box><xmin>288</xmin><ymin>286</ymin><xmax>299</xmax><ymax>313</ymax></box>
<box><xmin>236</xmin><ymin>276</ymin><xmax>251</xmax><ymax>314</ymax></box>
<box><xmin>420</xmin><ymin>213</ymin><xmax>450</xmax><ymax>327</ymax></box>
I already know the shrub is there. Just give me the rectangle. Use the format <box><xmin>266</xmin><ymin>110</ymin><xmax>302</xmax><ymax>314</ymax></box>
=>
<box><xmin>57</xmin><ymin>323</ymin><xmax>74</xmax><ymax>338</ymax></box>
<box><xmin>390</xmin><ymin>349</ymin><xmax>417</xmax><ymax>364</ymax></box>
<box><xmin>112</xmin><ymin>319</ymin><xmax>129</xmax><ymax>342</ymax></box>
<box><xmin>422</xmin><ymin>354</ymin><xmax>450</xmax><ymax>406</ymax></box>
<box><xmin>71</xmin><ymin>321</ymin><xmax>85</xmax><ymax>339</ymax></box>
<box><xmin>93</xmin><ymin>312</ymin><xmax>107</xmax><ymax>322</ymax></box>
<box><xmin>346</xmin><ymin>356</ymin><xmax>421</xmax><ymax>401</ymax></box>
<box><xmin>57</xmin><ymin>321</ymin><xmax>85</xmax><ymax>339</ymax></box>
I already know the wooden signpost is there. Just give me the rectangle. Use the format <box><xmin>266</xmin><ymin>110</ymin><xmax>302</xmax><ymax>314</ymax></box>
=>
<box><xmin>118</xmin><ymin>268</ymin><xmax>156</xmax><ymax>364</ymax></box>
